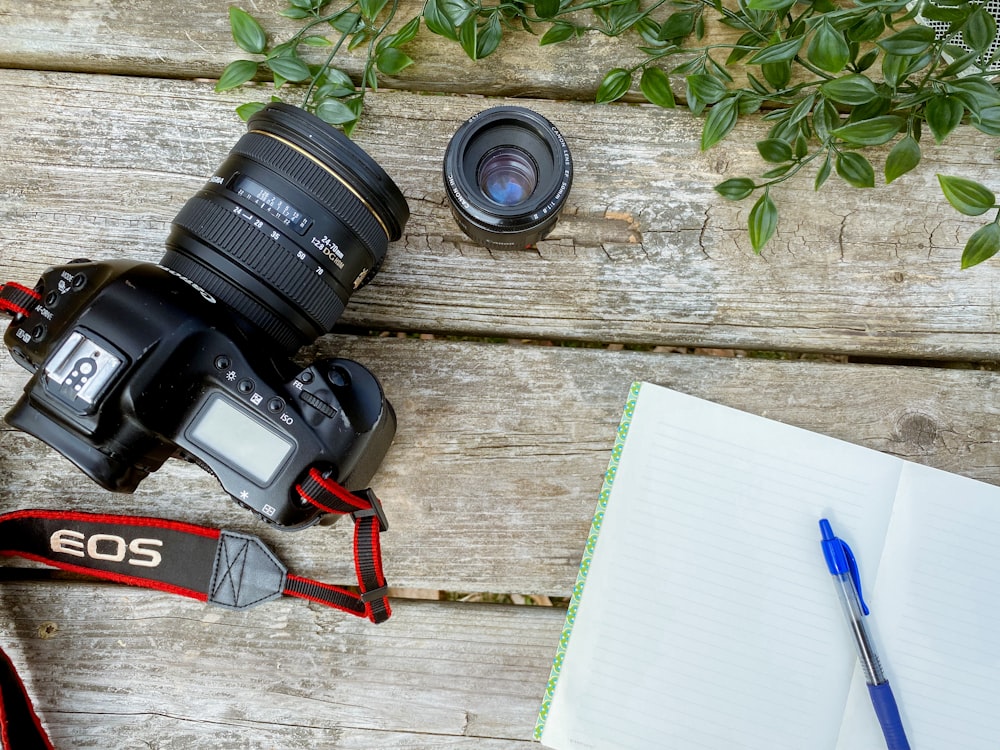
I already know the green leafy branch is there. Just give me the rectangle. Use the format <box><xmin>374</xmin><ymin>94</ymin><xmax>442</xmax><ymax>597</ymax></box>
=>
<box><xmin>218</xmin><ymin>0</ymin><xmax>1000</xmax><ymax>266</ymax></box>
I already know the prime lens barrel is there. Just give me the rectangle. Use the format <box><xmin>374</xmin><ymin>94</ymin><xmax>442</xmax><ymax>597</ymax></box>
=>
<box><xmin>162</xmin><ymin>103</ymin><xmax>409</xmax><ymax>354</ymax></box>
<box><xmin>443</xmin><ymin>106</ymin><xmax>572</xmax><ymax>251</ymax></box>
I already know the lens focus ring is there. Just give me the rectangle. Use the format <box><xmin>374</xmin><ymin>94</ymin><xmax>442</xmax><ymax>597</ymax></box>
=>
<box><xmin>172</xmin><ymin>197</ymin><xmax>344</xmax><ymax>328</ymax></box>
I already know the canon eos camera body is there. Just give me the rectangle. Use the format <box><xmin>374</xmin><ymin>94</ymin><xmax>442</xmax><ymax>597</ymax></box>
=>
<box><xmin>2</xmin><ymin>104</ymin><xmax>409</xmax><ymax>529</ymax></box>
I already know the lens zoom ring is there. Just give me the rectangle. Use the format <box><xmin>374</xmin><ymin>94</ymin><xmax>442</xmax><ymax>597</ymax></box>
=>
<box><xmin>233</xmin><ymin>133</ymin><xmax>387</xmax><ymax>254</ymax></box>
<box><xmin>174</xmin><ymin>197</ymin><xmax>345</xmax><ymax>329</ymax></box>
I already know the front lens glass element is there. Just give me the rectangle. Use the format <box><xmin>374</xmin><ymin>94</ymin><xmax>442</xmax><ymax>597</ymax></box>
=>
<box><xmin>478</xmin><ymin>147</ymin><xmax>538</xmax><ymax>207</ymax></box>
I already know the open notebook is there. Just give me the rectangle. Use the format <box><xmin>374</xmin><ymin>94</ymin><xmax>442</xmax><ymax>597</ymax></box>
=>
<box><xmin>535</xmin><ymin>382</ymin><xmax>1000</xmax><ymax>749</ymax></box>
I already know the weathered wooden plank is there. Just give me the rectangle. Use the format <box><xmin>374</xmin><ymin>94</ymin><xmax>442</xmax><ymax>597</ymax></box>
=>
<box><xmin>3</xmin><ymin>334</ymin><xmax>999</xmax><ymax>596</ymax></box>
<box><xmin>0</xmin><ymin>583</ymin><xmax>562</xmax><ymax>746</ymax></box>
<box><xmin>0</xmin><ymin>0</ymin><xmax>644</xmax><ymax>101</ymax></box>
<box><xmin>1</xmin><ymin>70</ymin><xmax>998</xmax><ymax>359</ymax></box>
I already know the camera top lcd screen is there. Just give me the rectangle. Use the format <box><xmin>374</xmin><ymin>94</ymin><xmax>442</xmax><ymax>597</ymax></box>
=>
<box><xmin>187</xmin><ymin>394</ymin><xmax>294</xmax><ymax>485</ymax></box>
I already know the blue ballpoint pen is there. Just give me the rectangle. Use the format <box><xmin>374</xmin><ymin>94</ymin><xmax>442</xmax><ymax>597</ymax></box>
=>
<box><xmin>819</xmin><ymin>519</ymin><xmax>910</xmax><ymax>750</ymax></box>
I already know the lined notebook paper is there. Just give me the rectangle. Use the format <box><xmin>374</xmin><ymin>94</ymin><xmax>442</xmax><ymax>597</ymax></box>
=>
<box><xmin>535</xmin><ymin>382</ymin><xmax>1000</xmax><ymax>749</ymax></box>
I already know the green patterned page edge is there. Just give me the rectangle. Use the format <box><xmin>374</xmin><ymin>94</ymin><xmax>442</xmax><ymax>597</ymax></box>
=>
<box><xmin>533</xmin><ymin>380</ymin><xmax>642</xmax><ymax>741</ymax></box>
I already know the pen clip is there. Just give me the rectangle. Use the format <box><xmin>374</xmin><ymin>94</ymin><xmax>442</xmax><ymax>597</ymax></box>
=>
<box><xmin>819</xmin><ymin>519</ymin><xmax>870</xmax><ymax>615</ymax></box>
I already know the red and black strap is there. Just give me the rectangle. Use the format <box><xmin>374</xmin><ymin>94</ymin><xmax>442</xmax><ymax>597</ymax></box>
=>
<box><xmin>0</xmin><ymin>283</ymin><xmax>40</xmax><ymax>319</ymax></box>
<box><xmin>0</xmin><ymin>648</ymin><xmax>53</xmax><ymax>750</ymax></box>
<box><xmin>293</xmin><ymin>469</ymin><xmax>391</xmax><ymax>623</ymax></box>
<box><xmin>0</xmin><ymin>490</ymin><xmax>391</xmax><ymax>624</ymax></box>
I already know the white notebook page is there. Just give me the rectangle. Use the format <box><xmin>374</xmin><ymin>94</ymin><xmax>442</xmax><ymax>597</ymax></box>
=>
<box><xmin>835</xmin><ymin>462</ymin><xmax>1000</xmax><ymax>749</ymax></box>
<box><xmin>541</xmin><ymin>383</ymin><xmax>903</xmax><ymax>749</ymax></box>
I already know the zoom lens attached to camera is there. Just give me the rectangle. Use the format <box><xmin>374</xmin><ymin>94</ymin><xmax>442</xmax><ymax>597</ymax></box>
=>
<box><xmin>443</xmin><ymin>106</ymin><xmax>573</xmax><ymax>251</ymax></box>
<box><xmin>1</xmin><ymin>104</ymin><xmax>408</xmax><ymax>536</ymax></box>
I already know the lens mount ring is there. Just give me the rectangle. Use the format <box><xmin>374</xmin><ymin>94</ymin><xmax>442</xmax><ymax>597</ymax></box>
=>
<box><xmin>443</xmin><ymin>106</ymin><xmax>573</xmax><ymax>250</ymax></box>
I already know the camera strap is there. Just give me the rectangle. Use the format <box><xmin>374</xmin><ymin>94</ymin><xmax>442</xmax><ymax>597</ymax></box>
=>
<box><xmin>0</xmin><ymin>497</ymin><xmax>390</xmax><ymax>622</ymax></box>
<box><xmin>0</xmin><ymin>283</ymin><xmax>40</xmax><ymax>318</ymax></box>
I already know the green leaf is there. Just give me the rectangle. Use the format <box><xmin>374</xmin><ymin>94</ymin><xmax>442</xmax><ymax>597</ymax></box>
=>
<box><xmin>596</xmin><ymin>68</ymin><xmax>632</xmax><ymax>103</ymax></box>
<box><xmin>376</xmin><ymin>47</ymin><xmax>414</xmax><ymax>75</ymax></box>
<box><xmin>229</xmin><ymin>7</ymin><xmax>267</xmax><ymax>55</ymax></box>
<box><xmin>761</xmin><ymin>61</ymin><xmax>791</xmax><ymax>89</ymax></box>
<box><xmin>836</xmin><ymin>152</ymin><xmax>875</xmax><ymax>188</ymax></box>
<box><xmin>267</xmin><ymin>54</ymin><xmax>311</xmax><ymax>82</ymax></box>
<box><xmin>815</xmin><ymin>153</ymin><xmax>832</xmax><ymax>190</ymax></box>
<box><xmin>535</xmin><ymin>0</ymin><xmax>560</xmax><ymax>19</ymax></box>
<box><xmin>756</xmin><ymin>138</ymin><xmax>793</xmax><ymax>163</ymax></box>
<box><xmin>459</xmin><ymin>16</ymin><xmax>478</xmax><ymax>59</ymax></box>
<box><xmin>847</xmin><ymin>12</ymin><xmax>884</xmax><ymax>42</ymax></box>
<box><xmin>963</xmin><ymin>7</ymin><xmax>997</xmax><ymax>53</ymax></box>
<box><xmin>820</xmin><ymin>74</ymin><xmax>878</xmax><ymax>105</ymax></box>
<box><xmin>315</xmin><ymin>97</ymin><xmax>358</xmax><ymax>125</ymax></box>
<box><xmin>938</xmin><ymin>174</ymin><xmax>996</xmax><ymax>216</ymax></box>
<box><xmin>925</xmin><ymin>95</ymin><xmax>964</xmax><ymax>144</ymax></box>
<box><xmin>330</xmin><ymin>10</ymin><xmax>363</xmax><ymax>34</ymax></box>
<box><xmin>746</xmin><ymin>37</ymin><xmax>803</xmax><ymax>65</ymax></box>
<box><xmin>761</xmin><ymin>164</ymin><xmax>793</xmax><ymax>178</ymax></box>
<box><xmin>786</xmin><ymin>92</ymin><xmax>816</xmax><ymax>124</ymax></box>
<box><xmin>701</xmin><ymin>96</ymin><xmax>740</xmax><ymax>150</ymax></box>
<box><xmin>831</xmin><ymin>115</ymin><xmax>903</xmax><ymax>146</ymax></box>
<box><xmin>215</xmin><ymin>59</ymin><xmax>259</xmax><ymax>92</ymax></box>
<box><xmin>639</xmin><ymin>67</ymin><xmax>675</xmax><ymax>108</ymax></box>
<box><xmin>423</xmin><ymin>0</ymin><xmax>459</xmax><ymax>40</ymax></box>
<box><xmin>881</xmin><ymin>53</ymin><xmax>910</xmax><ymax>89</ymax></box>
<box><xmin>747</xmin><ymin>0</ymin><xmax>795</xmax><ymax>11</ymax></box>
<box><xmin>686</xmin><ymin>74</ymin><xmax>728</xmax><ymax>105</ymax></box>
<box><xmin>658</xmin><ymin>12</ymin><xmax>696</xmax><ymax>40</ymax></box>
<box><xmin>317</xmin><ymin>68</ymin><xmax>356</xmax><ymax>97</ymax></box>
<box><xmin>380</xmin><ymin>16</ymin><xmax>421</xmax><ymax>49</ymax></box>
<box><xmin>715</xmin><ymin>177</ymin><xmax>756</xmax><ymax>201</ymax></box>
<box><xmin>540</xmin><ymin>22</ymin><xmax>577</xmax><ymax>45</ymax></box>
<box><xmin>876</xmin><ymin>25</ymin><xmax>935</xmax><ymax>56</ymax></box>
<box><xmin>884</xmin><ymin>134</ymin><xmax>921</xmax><ymax>183</ymax></box>
<box><xmin>813</xmin><ymin>99</ymin><xmax>841</xmax><ymax>141</ymax></box>
<box><xmin>478</xmin><ymin>14</ymin><xmax>503</xmax><ymax>59</ymax></box>
<box><xmin>808</xmin><ymin>19</ymin><xmax>851</xmax><ymax>73</ymax></box>
<box><xmin>973</xmin><ymin>105</ymin><xmax>1000</xmax><ymax>136</ymax></box>
<box><xmin>302</xmin><ymin>35</ymin><xmax>333</xmax><ymax>46</ymax></box>
<box><xmin>748</xmin><ymin>190</ymin><xmax>778</xmax><ymax>253</ymax></box>
<box><xmin>235</xmin><ymin>101</ymin><xmax>267</xmax><ymax>121</ymax></box>
<box><xmin>961</xmin><ymin>222</ymin><xmax>1000</xmax><ymax>268</ymax></box>
<box><xmin>360</xmin><ymin>0</ymin><xmax>390</xmax><ymax>19</ymax></box>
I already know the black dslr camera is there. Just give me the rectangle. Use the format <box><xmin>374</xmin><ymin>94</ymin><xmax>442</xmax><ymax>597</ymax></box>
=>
<box><xmin>1</xmin><ymin>104</ymin><xmax>409</xmax><ymax>529</ymax></box>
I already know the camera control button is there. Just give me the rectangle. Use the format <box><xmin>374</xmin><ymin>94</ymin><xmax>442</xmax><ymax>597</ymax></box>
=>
<box><xmin>71</xmin><ymin>273</ymin><xmax>87</xmax><ymax>290</ymax></box>
<box><xmin>299</xmin><ymin>371</ymin><xmax>314</xmax><ymax>384</ymax></box>
<box><xmin>267</xmin><ymin>397</ymin><xmax>285</xmax><ymax>413</ymax></box>
<box><xmin>214</xmin><ymin>355</ymin><xmax>232</xmax><ymax>371</ymax></box>
<box><xmin>299</xmin><ymin>390</ymin><xmax>337</xmax><ymax>418</ymax></box>
<box><xmin>237</xmin><ymin>378</ymin><xmax>255</xmax><ymax>395</ymax></box>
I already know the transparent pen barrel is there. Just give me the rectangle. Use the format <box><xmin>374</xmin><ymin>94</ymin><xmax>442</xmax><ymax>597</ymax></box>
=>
<box><xmin>831</xmin><ymin>573</ymin><xmax>886</xmax><ymax>685</ymax></box>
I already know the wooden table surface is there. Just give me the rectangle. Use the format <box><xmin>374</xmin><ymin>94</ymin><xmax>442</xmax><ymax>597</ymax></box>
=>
<box><xmin>1</xmin><ymin>1</ymin><xmax>999</xmax><ymax>747</ymax></box>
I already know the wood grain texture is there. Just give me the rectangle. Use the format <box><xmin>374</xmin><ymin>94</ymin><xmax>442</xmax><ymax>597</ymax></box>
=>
<box><xmin>0</xmin><ymin>0</ymin><xmax>645</xmax><ymax>101</ymax></box>
<box><xmin>2</xmin><ymin>70</ymin><xmax>999</xmax><ymax>359</ymax></box>
<box><xmin>3</xmin><ymin>335</ymin><xmax>999</xmax><ymax>596</ymax></box>
<box><xmin>2</xmin><ymin>5</ymin><xmax>1000</xmax><ymax>746</ymax></box>
<box><xmin>0</xmin><ymin>583</ymin><xmax>562</xmax><ymax>747</ymax></box>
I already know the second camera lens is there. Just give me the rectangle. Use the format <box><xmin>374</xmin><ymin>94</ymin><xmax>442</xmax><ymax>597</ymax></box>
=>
<box><xmin>443</xmin><ymin>106</ymin><xmax>572</xmax><ymax>251</ymax></box>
